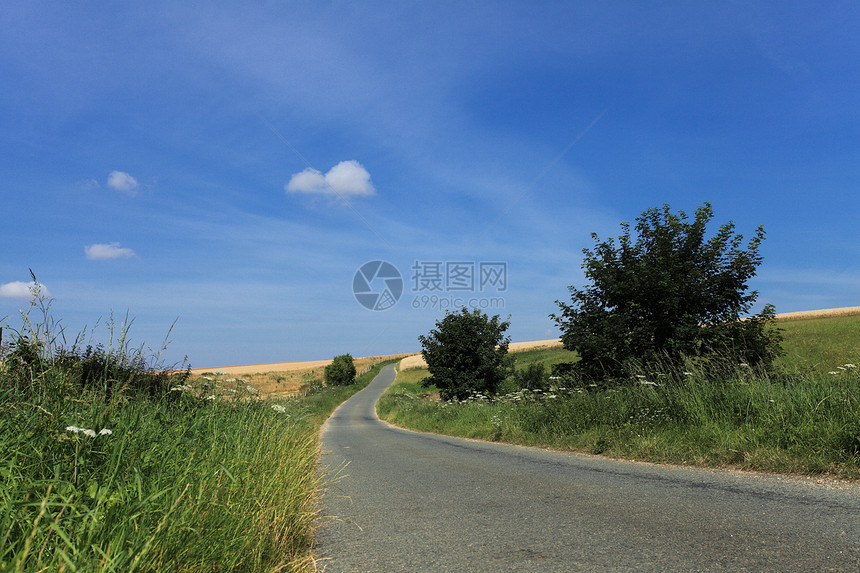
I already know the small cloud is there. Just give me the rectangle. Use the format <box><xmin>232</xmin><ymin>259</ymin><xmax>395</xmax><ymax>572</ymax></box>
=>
<box><xmin>285</xmin><ymin>160</ymin><xmax>375</xmax><ymax>197</ymax></box>
<box><xmin>107</xmin><ymin>171</ymin><xmax>139</xmax><ymax>195</ymax></box>
<box><xmin>85</xmin><ymin>242</ymin><xmax>137</xmax><ymax>260</ymax></box>
<box><xmin>0</xmin><ymin>281</ymin><xmax>51</xmax><ymax>300</ymax></box>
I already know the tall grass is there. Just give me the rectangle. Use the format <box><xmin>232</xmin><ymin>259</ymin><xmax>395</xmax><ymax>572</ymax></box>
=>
<box><xmin>379</xmin><ymin>317</ymin><xmax>860</xmax><ymax>478</ymax></box>
<box><xmin>1</xmin><ymin>296</ymin><xmax>392</xmax><ymax>571</ymax></box>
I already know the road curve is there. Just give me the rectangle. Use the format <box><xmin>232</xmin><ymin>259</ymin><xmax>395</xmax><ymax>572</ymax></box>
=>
<box><xmin>318</xmin><ymin>364</ymin><xmax>860</xmax><ymax>572</ymax></box>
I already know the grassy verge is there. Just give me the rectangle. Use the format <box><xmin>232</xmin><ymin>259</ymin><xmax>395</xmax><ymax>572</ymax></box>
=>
<box><xmin>378</xmin><ymin>316</ymin><xmax>860</xmax><ymax>479</ymax></box>
<box><xmin>0</xmin><ymin>301</ymin><xmax>393</xmax><ymax>572</ymax></box>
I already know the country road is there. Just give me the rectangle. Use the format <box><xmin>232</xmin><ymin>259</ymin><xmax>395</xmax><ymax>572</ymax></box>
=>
<box><xmin>318</xmin><ymin>364</ymin><xmax>860</xmax><ymax>572</ymax></box>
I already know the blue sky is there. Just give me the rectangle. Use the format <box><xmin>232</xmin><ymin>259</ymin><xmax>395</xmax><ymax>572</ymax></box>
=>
<box><xmin>2</xmin><ymin>2</ymin><xmax>858</xmax><ymax>368</ymax></box>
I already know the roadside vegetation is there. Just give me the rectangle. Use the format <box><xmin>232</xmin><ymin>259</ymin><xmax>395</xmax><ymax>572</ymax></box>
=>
<box><xmin>0</xmin><ymin>293</ymin><xmax>391</xmax><ymax>572</ymax></box>
<box><xmin>379</xmin><ymin>204</ymin><xmax>859</xmax><ymax>480</ymax></box>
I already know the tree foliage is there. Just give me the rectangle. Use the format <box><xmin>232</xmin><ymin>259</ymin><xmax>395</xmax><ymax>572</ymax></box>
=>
<box><xmin>418</xmin><ymin>308</ymin><xmax>513</xmax><ymax>400</ymax></box>
<box><xmin>551</xmin><ymin>203</ymin><xmax>782</xmax><ymax>381</ymax></box>
<box><xmin>325</xmin><ymin>353</ymin><xmax>357</xmax><ymax>386</ymax></box>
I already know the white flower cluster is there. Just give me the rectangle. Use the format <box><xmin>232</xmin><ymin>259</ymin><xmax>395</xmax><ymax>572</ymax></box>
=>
<box><xmin>271</xmin><ymin>404</ymin><xmax>288</xmax><ymax>414</ymax></box>
<box><xmin>66</xmin><ymin>426</ymin><xmax>112</xmax><ymax>437</ymax></box>
<box><xmin>828</xmin><ymin>363</ymin><xmax>856</xmax><ymax>375</ymax></box>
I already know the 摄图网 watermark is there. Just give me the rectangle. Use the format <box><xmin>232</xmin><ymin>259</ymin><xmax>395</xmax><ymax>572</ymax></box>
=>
<box><xmin>353</xmin><ymin>260</ymin><xmax>507</xmax><ymax>311</ymax></box>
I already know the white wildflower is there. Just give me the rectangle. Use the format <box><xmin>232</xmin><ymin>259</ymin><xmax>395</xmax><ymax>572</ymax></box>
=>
<box><xmin>99</xmin><ymin>428</ymin><xmax>113</xmax><ymax>436</ymax></box>
<box><xmin>214</xmin><ymin>370</ymin><xmax>227</xmax><ymax>375</ymax></box>
<box><xmin>271</xmin><ymin>404</ymin><xmax>287</xmax><ymax>414</ymax></box>
<box><xmin>845</xmin><ymin>364</ymin><xmax>856</xmax><ymax>368</ymax></box>
<box><xmin>65</xmin><ymin>425</ymin><xmax>102</xmax><ymax>438</ymax></box>
<box><xmin>829</xmin><ymin>371</ymin><xmax>840</xmax><ymax>375</ymax></box>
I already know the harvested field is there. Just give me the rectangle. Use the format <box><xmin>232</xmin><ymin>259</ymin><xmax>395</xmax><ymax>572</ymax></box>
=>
<box><xmin>190</xmin><ymin>354</ymin><xmax>414</xmax><ymax>377</ymax></box>
<box><xmin>774</xmin><ymin>306</ymin><xmax>860</xmax><ymax>321</ymax></box>
<box><xmin>190</xmin><ymin>353</ymin><xmax>414</xmax><ymax>398</ymax></box>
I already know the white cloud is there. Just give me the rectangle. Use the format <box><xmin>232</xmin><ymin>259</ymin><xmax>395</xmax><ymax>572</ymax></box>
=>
<box><xmin>0</xmin><ymin>281</ymin><xmax>51</xmax><ymax>300</ymax></box>
<box><xmin>85</xmin><ymin>242</ymin><xmax>137</xmax><ymax>260</ymax></box>
<box><xmin>107</xmin><ymin>171</ymin><xmax>139</xmax><ymax>195</ymax></box>
<box><xmin>285</xmin><ymin>160</ymin><xmax>375</xmax><ymax>197</ymax></box>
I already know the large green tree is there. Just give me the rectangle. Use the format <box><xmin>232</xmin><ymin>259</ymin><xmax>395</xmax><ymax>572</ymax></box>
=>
<box><xmin>418</xmin><ymin>308</ymin><xmax>512</xmax><ymax>400</ymax></box>
<box><xmin>551</xmin><ymin>203</ymin><xmax>782</xmax><ymax>380</ymax></box>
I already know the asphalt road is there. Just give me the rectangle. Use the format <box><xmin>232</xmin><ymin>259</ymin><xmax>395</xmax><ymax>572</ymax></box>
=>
<box><xmin>318</xmin><ymin>364</ymin><xmax>860</xmax><ymax>571</ymax></box>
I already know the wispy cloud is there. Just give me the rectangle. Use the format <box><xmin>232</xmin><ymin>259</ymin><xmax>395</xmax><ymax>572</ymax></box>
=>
<box><xmin>0</xmin><ymin>281</ymin><xmax>51</xmax><ymax>300</ymax></box>
<box><xmin>285</xmin><ymin>160</ymin><xmax>375</xmax><ymax>197</ymax></box>
<box><xmin>107</xmin><ymin>171</ymin><xmax>139</xmax><ymax>196</ymax></box>
<box><xmin>85</xmin><ymin>242</ymin><xmax>137</xmax><ymax>260</ymax></box>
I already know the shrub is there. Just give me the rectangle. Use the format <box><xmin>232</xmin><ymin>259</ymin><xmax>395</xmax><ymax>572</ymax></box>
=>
<box><xmin>325</xmin><ymin>353</ymin><xmax>357</xmax><ymax>386</ymax></box>
<box><xmin>515</xmin><ymin>363</ymin><xmax>550</xmax><ymax>391</ymax></box>
<box><xmin>418</xmin><ymin>308</ymin><xmax>513</xmax><ymax>400</ymax></box>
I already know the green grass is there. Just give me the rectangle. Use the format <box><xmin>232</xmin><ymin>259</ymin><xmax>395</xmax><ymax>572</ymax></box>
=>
<box><xmin>379</xmin><ymin>315</ymin><xmax>860</xmax><ymax>479</ymax></box>
<box><xmin>777</xmin><ymin>314</ymin><xmax>860</xmax><ymax>371</ymax></box>
<box><xmin>506</xmin><ymin>345</ymin><xmax>574</xmax><ymax>372</ymax></box>
<box><xmin>0</xmin><ymin>301</ymin><xmax>393</xmax><ymax>572</ymax></box>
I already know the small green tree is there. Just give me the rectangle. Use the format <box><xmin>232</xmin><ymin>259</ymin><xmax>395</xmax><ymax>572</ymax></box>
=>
<box><xmin>551</xmin><ymin>202</ymin><xmax>782</xmax><ymax>381</ymax></box>
<box><xmin>325</xmin><ymin>353</ymin><xmax>357</xmax><ymax>386</ymax></box>
<box><xmin>418</xmin><ymin>308</ymin><xmax>513</xmax><ymax>400</ymax></box>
